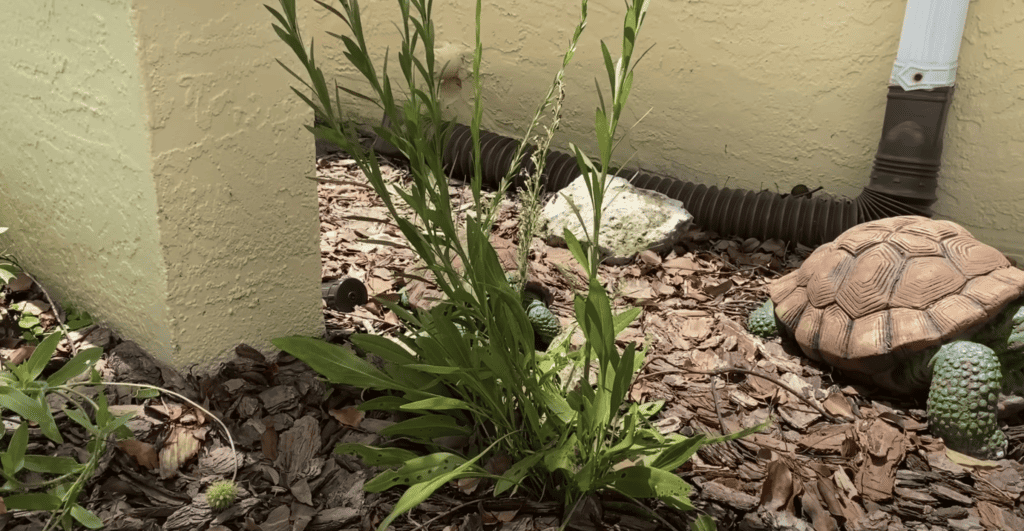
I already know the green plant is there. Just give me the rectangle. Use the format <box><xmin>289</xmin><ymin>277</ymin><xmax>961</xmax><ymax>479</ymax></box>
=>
<box><xmin>1</xmin><ymin>331</ymin><xmax>121</xmax><ymax>530</ymax></box>
<box><xmin>0</xmin><ymin>227</ymin><xmax>19</xmax><ymax>286</ymax></box>
<box><xmin>205</xmin><ymin>479</ymin><xmax>238</xmax><ymax>510</ymax></box>
<box><xmin>14</xmin><ymin>306</ymin><xmax>46</xmax><ymax>341</ymax></box>
<box><xmin>267</xmin><ymin>0</ymin><xmax>764</xmax><ymax>529</ymax></box>
<box><xmin>0</xmin><ymin>331</ymin><xmax>239</xmax><ymax>530</ymax></box>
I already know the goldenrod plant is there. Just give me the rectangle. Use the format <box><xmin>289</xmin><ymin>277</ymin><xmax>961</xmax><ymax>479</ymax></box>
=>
<box><xmin>267</xmin><ymin>1</ymin><xmax>764</xmax><ymax>529</ymax></box>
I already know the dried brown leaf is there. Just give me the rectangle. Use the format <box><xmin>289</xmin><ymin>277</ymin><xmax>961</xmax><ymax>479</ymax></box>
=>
<box><xmin>854</xmin><ymin>418</ymin><xmax>904</xmax><ymax>501</ymax></box>
<box><xmin>118</xmin><ymin>439</ymin><xmax>160</xmax><ymax>470</ymax></box>
<box><xmin>329</xmin><ymin>406</ymin><xmax>364</xmax><ymax>428</ymax></box>
<box><xmin>760</xmin><ymin>460</ymin><xmax>797</xmax><ymax>513</ymax></box>
<box><xmin>159</xmin><ymin>426</ymin><xmax>202</xmax><ymax>479</ymax></box>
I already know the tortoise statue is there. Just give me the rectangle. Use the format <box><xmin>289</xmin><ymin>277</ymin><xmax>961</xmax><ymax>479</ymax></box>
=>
<box><xmin>747</xmin><ymin>215</ymin><xmax>1024</xmax><ymax>459</ymax></box>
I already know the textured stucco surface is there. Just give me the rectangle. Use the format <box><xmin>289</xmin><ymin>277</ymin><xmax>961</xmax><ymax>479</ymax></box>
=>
<box><xmin>0</xmin><ymin>0</ymin><xmax>324</xmax><ymax>369</ymax></box>
<box><xmin>131</xmin><ymin>0</ymin><xmax>324</xmax><ymax>367</ymax></box>
<box><xmin>0</xmin><ymin>0</ymin><xmax>172</xmax><ymax>353</ymax></box>
<box><xmin>304</xmin><ymin>0</ymin><xmax>1024</xmax><ymax>262</ymax></box>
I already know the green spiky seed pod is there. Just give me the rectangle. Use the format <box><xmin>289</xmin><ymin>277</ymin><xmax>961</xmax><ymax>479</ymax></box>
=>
<box><xmin>747</xmin><ymin>300</ymin><xmax>780</xmax><ymax>338</ymax></box>
<box><xmin>525</xmin><ymin>298</ymin><xmax>560</xmax><ymax>344</ymax></box>
<box><xmin>205</xmin><ymin>479</ymin><xmax>238</xmax><ymax>511</ymax></box>
<box><xmin>927</xmin><ymin>341</ymin><xmax>1006</xmax><ymax>459</ymax></box>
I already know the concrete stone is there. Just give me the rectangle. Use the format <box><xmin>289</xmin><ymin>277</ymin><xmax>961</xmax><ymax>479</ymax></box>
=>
<box><xmin>537</xmin><ymin>174</ymin><xmax>692</xmax><ymax>265</ymax></box>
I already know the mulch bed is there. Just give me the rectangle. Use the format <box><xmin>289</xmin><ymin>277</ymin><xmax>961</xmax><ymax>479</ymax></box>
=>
<box><xmin>2</xmin><ymin>151</ymin><xmax>1022</xmax><ymax>531</ymax></box>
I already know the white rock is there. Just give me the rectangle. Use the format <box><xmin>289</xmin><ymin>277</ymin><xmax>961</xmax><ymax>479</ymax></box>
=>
<box><xmin>538</xmin><ymin>175</ymin><xmax>693</xmax><ymax>265</ymax></box>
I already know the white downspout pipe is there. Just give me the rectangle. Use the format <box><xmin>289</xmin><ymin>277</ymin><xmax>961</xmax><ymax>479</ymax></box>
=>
<box><xmin>890</xmin><ymin>0</ymin><xmax>971</xmax><ymax>91</ymax></box>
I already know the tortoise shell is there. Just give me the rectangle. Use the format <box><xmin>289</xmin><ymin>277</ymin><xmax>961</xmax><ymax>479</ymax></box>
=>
<box><xmin>770</xmin><ymin>216</ymin><xmax>1024</xmax><ymax>383</ymax></box>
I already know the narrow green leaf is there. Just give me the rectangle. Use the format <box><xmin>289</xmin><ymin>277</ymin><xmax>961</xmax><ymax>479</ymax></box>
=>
<box><xmin>649</xmin><ymin>433</ymin><xmax>708</xmax><ymax>471</ymax></box>
<box><xmin>349</xmin><ymin>334</ymin><xmax>418</xmax><ymax>367</ymax></box>
<box><xmin>0</xmin><ymin>387</ymin><xmax>62</xmax><ymax>443</ymax></box>
<box><xmin>23</xmin><ymin>454</ymin><xmax>83</xmax><ymax>475</ymax></box>
<box><xmin>357</xmin><ymin>395</ymin><xmax>410</xmax><ymax>411</ymax></box>
<box><xmin>334</xmin><ymin>444</ymin><xmax>419</xmax><ymax>466</ymax></box>
<box><xmin>381</xmin><ymin>414</ymin><xmax>471</xmax><ymax>440</ymax></box>
<box><xmin>375</xmin><ymin>452</ymin><xmax>489</xmax><ymax>531</ymax></box>
<box><xmin>690</xmin><ymin>515</ymin><xmax>717</xmax><ymax>531</ymax></box>
<box><xmin>606</xmin><ymin>403</ymin><xmax>638</xmax><ymax>455</ymax></box>
<box><xmin>703</xmin><ymin>416</ymin><xmax>772</xmax><ymax>445</ymax></box>
<box><xmin>493</xmin><ymin>451</ymin><xmax>546</xmax><ymax>496</ymax></box>
<box><xmin>46</xmin><ymin>347</ymin><xmax>102</xmax><ymax>387</ymax></box>
<box><xmin>21</xmin><ymin>331</ymin><xmax>61</xmax><ymax>381</ymax></box>
<box><xmin>332</xmin><ymin>81</ymin><xmax>378</xmax><ymax>103</ymax></box>
<box><xmin>1</xmin><ymin>423</ymin><xmax>28</xmax><ymax>475</ymax></box>
<box><xmin>71</xmin><ymin>504</ymin><xmax>105</xmax><ymax>529</ymax></box>
<box><xmin>63</xmin><ymin>406</ymin><xmax>99</xmax><ymax>435</ymax></box>
<box><xmin>612</xmin><ymin>306</ymin><xmax>642</xmax><ymax>336</ymax></box>
<box><xmin>620</xmin><ymin>70</ymin><xmax>634</xmax><ymax>111</ymax></box>
<box><xmin>543</xmin><ymin>433</ymin><xmax>577</xmax><ymax>474</ymax></box>
<box><xmin>400</xmin><ymin>397</ymin><xmax>474</xmax><ymax>411</ymax></box>
<box><xmin>272</xmin><ymin>336</ymin><xmax>401</xmax><ymax>390</ymax></box>
<box><xmin>3</xmin><ymin>492</ymin><xmax>62</xmax><ymax>510</ymax></box>
<box><xmin>594</xmin><ymin>107</ymin><xmax>611</xmax><ymax>156</ymax></box>
<box><xmin>134</xmin><ymin>388</ymin><xmax>160</xmax><ymax>399</ymax></box>
<box><xmin>364</xmin><ymin>452</ymin><xmax>477</xmax><ymax>492</ymax></box>
<box><xmin>562</xmin><ymin>228</ymin><xmax>590</xmax><ymax>274</ymax></box>
<box><xmin>597</xmin><ymin>465</ymin><xmax>694</xmax><ymax>511</ymax></box>
<box><xmin>600</xmin><ymin>40</ymin><xmax>615</xmax><ymax>95</ymax></box>
<box><xmin>313</xmin><ymin>0</ymin><xmax>348</xmax><ymax>23</ymax></box>
<box><xmin>610</xmin><ymin>341</ymin><xmax>636</xmax><ymax>409</ymax></box>
<box><xmin>402</xmin><ymin>363</ymin><xmax>465</xmax><ymax>375</ymax></box>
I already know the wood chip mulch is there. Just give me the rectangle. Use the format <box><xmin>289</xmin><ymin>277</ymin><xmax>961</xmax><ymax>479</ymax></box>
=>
<box><xmin>1</xmin><ymin>151</ymin><xmax>1022</xmax><ymax>531</ymax></box>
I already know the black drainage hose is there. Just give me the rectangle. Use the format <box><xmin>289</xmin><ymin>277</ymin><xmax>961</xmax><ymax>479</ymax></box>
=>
<box><xmin>340</xmin><ymin>85</ymin><xmax>953</xmax><ymax>247</ymax></box>
<box><xmin>438</xmin><ymin>85</ymin><xmax>953</xmax><ymax>247</ymax></box>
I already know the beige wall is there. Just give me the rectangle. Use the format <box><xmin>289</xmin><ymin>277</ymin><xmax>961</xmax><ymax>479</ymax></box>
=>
<box><xmin>306</xmin><ymin>0</ymin><xmax>1024</xmax><ymax>262</ymax></box>
<box><xmin>0</xmin><ymin>0</ymin><xmax>324</xmax><ymax>368</ymax></box>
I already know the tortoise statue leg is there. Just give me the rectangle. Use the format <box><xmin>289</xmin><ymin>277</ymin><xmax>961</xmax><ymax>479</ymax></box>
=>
<box><xmin>747</xmin><ymin>299</ymin><xmax>779</xmax><ymax>338</ymax></box>
<box><xmin>927</xmin><ymin>340</ymin><xmax>1006</xmax><ymax>459</ymax></box>
<box><xmin>1000</xmin><ymin>309</ymin><xmax>1024</xmax><ymax>396</ymax></box>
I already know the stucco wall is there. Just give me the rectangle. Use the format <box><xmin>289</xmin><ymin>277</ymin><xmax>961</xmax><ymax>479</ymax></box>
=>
<box><xmin>0</xmin><ymin>0</ymin><xmax>172</xmax><ymax>352</ymax></box>
<box><xmin>304</xmin><ymin>0</ymin><xmax>1024</xmax><ymax>262</ymax></box>
<box><xmin>130</xmin><ymin>1</ymin><xmax>324</xmax><ymax>367</ymax></box>
<box><xmin>0</xmin><ymin>0</ymin><xmax>324</xmax><ymax>369</ymax></box>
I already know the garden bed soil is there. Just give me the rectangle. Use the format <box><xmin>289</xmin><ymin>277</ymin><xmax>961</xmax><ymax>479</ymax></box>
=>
<box><xmin>1</xmin><ymin>152</ymin><xmax>1022</xmax><ymax>531</ymax></box>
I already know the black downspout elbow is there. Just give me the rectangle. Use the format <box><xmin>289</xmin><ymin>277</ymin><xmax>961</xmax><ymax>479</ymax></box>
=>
<box><xmin>856</xmin><ymin>85</ymin><xmax>953</xmax><ymax>220</ymax></box>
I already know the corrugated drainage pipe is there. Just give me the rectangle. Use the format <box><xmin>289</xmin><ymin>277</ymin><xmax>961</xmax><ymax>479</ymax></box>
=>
<box><xmin>442</xmin><ymin>84</ymin><xmax>952</xmax><ymax>247</ymax></box>
<box><xmin>366</xmin><ymin>0</ymin><xmax>968</xmax><ymax>247</ymax></box>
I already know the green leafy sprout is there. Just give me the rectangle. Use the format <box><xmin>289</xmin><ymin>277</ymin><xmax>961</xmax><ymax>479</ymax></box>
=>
<box><xmin>0</xmin><ymin>330</ymin><xmax>239</xmax><ymax>530</ymax></box>
<box><xmin>205</xmin><ymin>479</ymin><xmax>239</xmax><ymax>511</ymax></box>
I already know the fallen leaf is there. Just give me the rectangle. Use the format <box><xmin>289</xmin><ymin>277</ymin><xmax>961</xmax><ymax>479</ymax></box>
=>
<box><xmin>760</xmin><ymin>460</ymin><xmax>797</xmax><ymax>513</ymax></box>
<box><xmin>159</xmin><ymin>426</ymin><xmax>202</xmax><ymax>479</ymax></box>
<box><xmin>118</xmin><ymin>439</ymin><xmax>160</xmax><ymax>470</ymax></box>
<box><xmin>702</xmin><ymin>278</ymin><xmax>733</xmax><ymax>299</ymax></box>
<box><xmin>677</xmin><ymin>317</ymin><xmax>713</xmax><ymax>340</ymax></box>
<box><xmin>20</xmin><ymin>300</ymin><xmax>51</xmax><ymax>316</ymax></box>
<box><xmin>7</xmin><ymin>273</ymin><xmax>33</xmax><ymax>292</ymax></box>
<box><xmin>822</xmin><ymin>392</ymin><xmax>855</xmax><ymax>420</ymax></box>
<box><xmin>854</xmin><ymin>418</ymin><xmax>904</xmax><ymax>501</ymax></box>
<box><xmin>330</xmin><ymin>406</ymin><xmax>364</xmax><ymax>428</ymax></box>
<box><xmin>944</xmin><ymin>448</ymin><xmax>1000</xmax><ymax>468</ymax></box>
